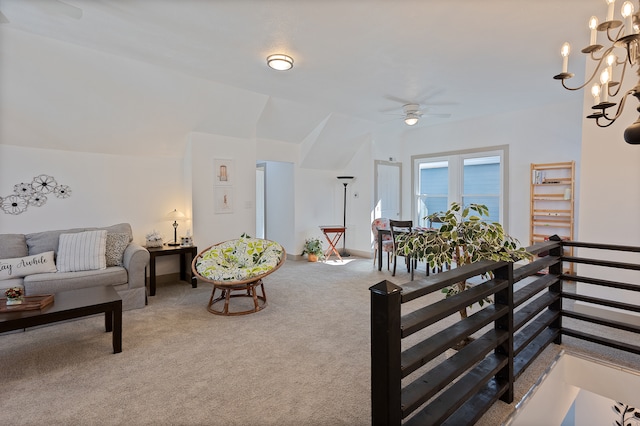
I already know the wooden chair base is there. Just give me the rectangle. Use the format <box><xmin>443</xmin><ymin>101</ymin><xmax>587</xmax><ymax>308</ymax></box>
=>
<box><xmin>207</xmin><ymin>279</ymin><xmax>267</xmax><ymax>316</ymax></box>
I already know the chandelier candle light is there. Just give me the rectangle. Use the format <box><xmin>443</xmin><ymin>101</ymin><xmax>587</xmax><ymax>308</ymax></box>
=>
<box><xmin>554</xmin><ymin>0</ymin><xmax>640</xmax><ymax>144</ymax></box>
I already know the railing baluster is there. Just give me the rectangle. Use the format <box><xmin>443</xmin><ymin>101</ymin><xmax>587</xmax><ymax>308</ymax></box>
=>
<box><xmin>370</xmin><ymin>280</ymin><xmax>403</xmax><ymax>426</ymax></box>
<box><xmin>494</xmin><ymin>262</ymin><xmax>514</xmax><ymax>404</ymax></box>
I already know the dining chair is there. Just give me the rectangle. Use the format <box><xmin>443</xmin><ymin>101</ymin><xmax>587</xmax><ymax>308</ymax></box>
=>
<box><xmin>371</xmin><ymin>218</ymin><xmax>393</xmax><ymax>270</ymax></box>
<box><xmin>389</xmin><ymin>219</ymin><xmax>413</xmax><ymax>277</ymax></box>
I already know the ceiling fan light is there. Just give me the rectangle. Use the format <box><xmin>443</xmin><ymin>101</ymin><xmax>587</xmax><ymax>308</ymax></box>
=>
<box><xmin>267</xmin><ymin>54</ymin><xmax>294</xmax><ymax>71</ymax></box>
<box><xmin>404</xmin><ymin>114</ymin><xmax>419</xmax><ymax>126</ymax></box>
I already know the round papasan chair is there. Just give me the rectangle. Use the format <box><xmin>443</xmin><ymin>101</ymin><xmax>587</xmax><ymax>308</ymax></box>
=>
<box><xmin>192</xmin><ymin>236</ymin><xmax>286</xmax><ymax>315</ymax></box>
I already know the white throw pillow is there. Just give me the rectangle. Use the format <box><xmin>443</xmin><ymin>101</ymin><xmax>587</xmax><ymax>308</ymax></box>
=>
<box><xmin>57</xmin><ymin>230</ymin><xmax>107</xmax><ymax>272</ymax></box>
<box><xmin>0</xmin><ymin>251</ymin><xmax>57</xmax><ymax>280</ymax></box>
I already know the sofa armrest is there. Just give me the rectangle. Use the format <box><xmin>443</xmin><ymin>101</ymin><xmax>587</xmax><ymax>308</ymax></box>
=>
<box><xmin>122</xmin><ymin>243</ymin><xmax>150</xmax><ymax>290</ymax></box>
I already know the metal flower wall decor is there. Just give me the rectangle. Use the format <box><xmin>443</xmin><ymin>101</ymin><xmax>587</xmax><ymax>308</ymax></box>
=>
<box><xmin>0</xmin><ymin>174</ymin><xmax>71</xmax><ymax>215</ymax></box>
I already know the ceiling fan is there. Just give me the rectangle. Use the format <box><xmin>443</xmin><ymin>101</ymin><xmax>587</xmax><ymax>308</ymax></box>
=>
<box><xmin>400</xmin><ymin>103</ymin><xmax>451</xmax><ymax>126</ymax></box>
<box><xmin>0</xmin><ymin>0</ymin><xmax>83</xmax><ymax>24</ymax></box>
<box><xmin>382</xmin><ymin>91</ymin><xmax>454</xmax><ymax>126</ymax></box>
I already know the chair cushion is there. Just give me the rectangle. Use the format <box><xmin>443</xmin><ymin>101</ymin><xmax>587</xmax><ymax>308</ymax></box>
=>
<box><xmin>195</xmin><ymin>237</ymin><xmax>284</xmax><ymax>282</ymax></box>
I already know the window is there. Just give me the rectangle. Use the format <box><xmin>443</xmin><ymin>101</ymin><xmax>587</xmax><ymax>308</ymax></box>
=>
<box><xmin>413</xmin><ymin>147</ymin><xmax>506</xmax><ymax>228</ymax></box>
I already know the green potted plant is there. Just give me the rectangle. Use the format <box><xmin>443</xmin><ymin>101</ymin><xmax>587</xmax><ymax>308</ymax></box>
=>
<box><xmin>301</xmin><ymin>237</ymin><xmax>324</xmax><ymax>262</ymax></box>
<box><xmin>396</xmin><ymin>202</ymin><xmax>532</xmax><ymax>320</ymax></box>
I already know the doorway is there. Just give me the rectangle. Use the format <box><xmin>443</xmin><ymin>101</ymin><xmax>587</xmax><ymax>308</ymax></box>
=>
<box><xmin>374</xmin><ymin>160</ymin><xmax>402</xmax><ymax>220</ymax></box>
<box><xmin>255</xmin><ymin>161</ymin><xmax>295</xmax><ymax>252</ymax></box>
<box><xmin>256</xmin><ymin>163</ymin><xmax>266</xmax><ymax>239</ymax></box>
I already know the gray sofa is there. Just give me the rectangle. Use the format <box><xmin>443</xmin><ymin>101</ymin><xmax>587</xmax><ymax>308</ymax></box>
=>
<box><xmin>0</xmin><ymin>223</ymin><xmax>149</xmax><ymax>310</ymax></box>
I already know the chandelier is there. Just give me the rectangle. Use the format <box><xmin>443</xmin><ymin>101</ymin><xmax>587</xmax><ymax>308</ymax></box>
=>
<box><xmin>554</xmin><ymin>0</ymin><xmax>640</xmax><ymax>144</ymax></box>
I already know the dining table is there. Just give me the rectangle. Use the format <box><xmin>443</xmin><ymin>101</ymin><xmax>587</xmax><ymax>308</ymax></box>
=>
<box><xmin>377</xmin><ymin>226</ymin><xmax>437</xmax><ymax>279</ymax></box>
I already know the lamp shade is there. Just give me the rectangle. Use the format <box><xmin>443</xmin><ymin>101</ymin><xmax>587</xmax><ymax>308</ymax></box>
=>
<box><xmin>166</xmin><ymin>209</ymin><xmax>186</xmax><ymax>220</ymax></box>
<box><xmin>337</xmin><ymin>176</ymin><xmax>355</xmax><ymax>185</ymax></box>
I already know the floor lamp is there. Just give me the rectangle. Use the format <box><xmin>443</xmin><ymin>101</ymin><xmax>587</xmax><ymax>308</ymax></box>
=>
<box><xmin>337</xmin><ymin>176</ymin><xmax>354</xmax><ymax>256</ymax></box>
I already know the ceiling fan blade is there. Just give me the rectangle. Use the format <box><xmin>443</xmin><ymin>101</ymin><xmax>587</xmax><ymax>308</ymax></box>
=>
<box><xmin>0</xmin><ymin>11</ymin><xmax>10</xmax><ymax>23</ymax></box>
<box><xmin>421</xmin><ymin>113</ymin><xmax>452</xmax><ymax>118</ymax></box>
<box><xmin>383</xmin><ymin>95</ymin><xmax>414</xmax><ymax>105</ymax></box>
<box><xmin>36</xmin><ymin>0</ymin><xmax>83</xmax><ymax>20</ymax></box>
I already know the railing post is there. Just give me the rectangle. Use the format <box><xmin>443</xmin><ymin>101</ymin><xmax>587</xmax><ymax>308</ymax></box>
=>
<box><xmin>493</xmin><ymin>262</ymin><xmax>514</xmax><ymax>404</ymax></box>
<box><xmin>370</xmin><ymin>280</ymin><xmax>403</xmax><ymax>426</ymax></box>
<box><xmin>548</xmin><ymin>235</ymin><xmax>564</xmax><ymax>344</ymax></box>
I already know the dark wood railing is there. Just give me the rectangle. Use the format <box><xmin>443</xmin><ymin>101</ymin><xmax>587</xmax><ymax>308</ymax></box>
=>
<box><xmin>370</xmin><ymin>239</ymin><xmax>639</xmax><ymax>425</ymax></box>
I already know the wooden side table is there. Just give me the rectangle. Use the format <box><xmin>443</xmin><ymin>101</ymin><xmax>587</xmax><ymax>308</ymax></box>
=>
<box><xmin>320</xmin><ymin>226</ymin><xmax>346</xmax><ymax>261</ymax></box>
<box><xmin>146</xmin><ymin>245</ymin><xmax>198</xmax><ymax>296</ymax></box>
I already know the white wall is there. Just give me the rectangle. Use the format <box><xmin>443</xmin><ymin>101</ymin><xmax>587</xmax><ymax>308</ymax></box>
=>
<box><xmin>576</xmin><ymin>71</ymin><xmax>640</xmax><ymax>324</ymax></box>
<box><xmin>0</xmin><ymin>144</ymin><xmax>189</xmax><ymax>275</ymax></box>
<box><xmin>188</xmin><ymin>132</ymin><xmax>257</xmax><ymax>248</ymax></box>
<box><xmin>0</xmin><ymin>144</ymin><xmax>187</xmax><ymax>242</ymax></box>
<box><xmin>2</xmin><ymin>97</ymin><xmax>589</xmax><ymax>275</ymax></box>
<box><xmin>393</xmin><ymin>100</ymin><xmax>584</xmax><ymax>246</ymax></box>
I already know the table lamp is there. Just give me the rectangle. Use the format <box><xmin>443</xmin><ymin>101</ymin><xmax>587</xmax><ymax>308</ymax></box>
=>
<box><xmin>166</xmin><ymin>209</ymin><xmax>186</xmax><ymax>246</ymax></box>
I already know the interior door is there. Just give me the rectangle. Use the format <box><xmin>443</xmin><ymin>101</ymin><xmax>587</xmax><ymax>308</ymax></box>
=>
<box><xmin>375</xmin><ymin>160</ymin><xmax>401</xmax><ymax>220</ymax></box>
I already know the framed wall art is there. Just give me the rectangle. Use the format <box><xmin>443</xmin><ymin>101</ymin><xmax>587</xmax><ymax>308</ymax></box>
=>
<box><xmin>214</xmin><ymin>159</ymin><xmax>234</xmax><ymax>186</ymax></box>
<box><xmin>214</xmin><ymin>186</ymin><xmax>234</xmax><ymax>214</ymax></box>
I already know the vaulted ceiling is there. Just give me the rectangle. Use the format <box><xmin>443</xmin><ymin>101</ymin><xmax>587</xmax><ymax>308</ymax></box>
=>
<box><xmin>0</xmin><ymin>0</ymin><xmax>597</xmax><ymax>168</ymax></box>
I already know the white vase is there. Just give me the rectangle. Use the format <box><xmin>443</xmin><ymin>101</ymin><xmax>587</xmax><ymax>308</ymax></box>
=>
<box><xmin>6</xmin><ymin>297</ymin><xmax>22</xmax><ymax>305</ymax></box>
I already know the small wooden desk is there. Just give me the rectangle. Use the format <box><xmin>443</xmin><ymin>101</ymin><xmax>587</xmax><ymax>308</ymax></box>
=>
<box><xmin>320</xmin><ymin>226</ymin><xmax>346</xmax><ymax>261</ymax></box>
<box><xmin>146</xmin><ymin>245</ymin><xmax>198</xmax><ymax>296</ymax></box>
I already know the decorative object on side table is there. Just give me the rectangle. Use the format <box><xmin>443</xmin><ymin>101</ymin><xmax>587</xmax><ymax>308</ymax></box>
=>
<box><xmin>301</xmin><ymin>237</ymin><xmax>324</xmax><ymax>262</ymax></box>
<box><xmin>181</xmin><ymin>230</ymin><xmax>193</xmax><ymax>247</ymax></box>
<box><xmin>145</xmin><ymin>230</ymin><xmax>164</xmax><ymax>248</ymax></box>
<box><xmin>5</xmin><ymin>287</ymin><xmax>23</xmax><ymax>305</ymax></box>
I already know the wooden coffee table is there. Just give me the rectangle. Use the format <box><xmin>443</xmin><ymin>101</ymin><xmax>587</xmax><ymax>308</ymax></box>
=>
<box><xmin>0</xmin><ymin>286</ymin><xmax>122</xmax><ymax>353</ymax></box>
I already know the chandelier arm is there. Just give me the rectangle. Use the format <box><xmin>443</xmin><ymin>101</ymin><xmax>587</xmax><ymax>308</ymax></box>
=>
<box><xmin>561</xmin><ymin>54</ymin><xmax>609</xmax><ymax>91</ymax></box>
<box><xmin>605</xmin><ymin>26</ymin><xmax>625</xmax><ymax>43</ymax></box>
<box><xmin>602</xmin><ymin>89</ymin><xmax>635</xmax><ymax>122</ymax></box>
<box><xmin>595</xmin><ymin>117</ymin><xmax>618</xmax><ymax>127</ymax></box>
<box><xmin>609</xmin><ymin>60</ymin><xmax>628</xmax><ymax>97</ymax></box>
<box><xmin>590</xmin><ymin>45</ymin><xmax>615</xmax><ymax>62</ymax></box>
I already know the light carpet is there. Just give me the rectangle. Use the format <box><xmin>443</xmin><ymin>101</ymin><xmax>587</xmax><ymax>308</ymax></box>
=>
<box><xmin>1</xmin><ymin>258</ymin><xmax>637</xmax><ymax>425</ymax></box>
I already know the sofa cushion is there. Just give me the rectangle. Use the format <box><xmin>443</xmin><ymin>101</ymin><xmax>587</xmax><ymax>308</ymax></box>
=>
<box><xmin>0</xmin><ymin>251</ymin><xmax>57</xmax><ymax>281</ymax></box>
<box><xmin>23</xmin><ymin>267</ymin><xmax>128</xmax><ymax>295</ymax></box>
<box><xmin>106</xmin><ymin>233</ymin><xmax>130</xmax><ymax>267</ymax></box>
<box><xmin>25</xmin><ymin>223</ymin><xmax>133</xmax><ymax>256</ymax></box>
<box><xmin>26</xmin><ymin>227</ymin><xmax>89</xmax><ymax>256</ymax></box>
<box><xmin>0</xmin><ymin>234</ymin><xmax>28</xmax><ymax>259</ymax></box>
<box><xmin>103</xmin><ymin>223</ymin><xmax>133</xmax><ymax>242</ymax></box>
<box><xmin>57</xmin><ymin>230</ymin><xmax>107</xmax><ymax>272</ymax></box>
<box><xmin>0</xmin><ymin>278</ymin><xmax>24</xmax><ymax>294</ymax></box>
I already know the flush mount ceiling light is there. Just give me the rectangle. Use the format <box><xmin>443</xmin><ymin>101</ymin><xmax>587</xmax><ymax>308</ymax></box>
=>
<box><xmin>267</xmin><ymin>54</ymin><xmax>294</xmax><ymax>71</ymax></box>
